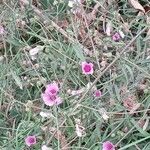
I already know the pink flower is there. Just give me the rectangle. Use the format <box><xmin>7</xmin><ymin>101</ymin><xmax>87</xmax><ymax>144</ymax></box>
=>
<box><xmin>102</xmin><ymin>141</ymin><xmax>115</xmax><ymax>150</ymax></box>
<box><xmin>42</xmin><ymin>94</ymin><xmax>62</xmax><ymax>106</ymax></box>
<box><xmin>45</xmin><ymin>83</ymin><xmax>59</xmax><ymax>96</ymax></box>
<box><xmin>94</xmin><ymin>90</ymin><xmax>102</xmax><ymax>97</ymax></box>
<box><xmin>81</xmin><ymin>61</ymin><xmax>94</xmax><ymax>75</ymax></box>
<box><xmin>112</xmin><ymin>32</ymin><xmax>121</xmax><ymax>42</ymax></box>
<box><xmin>25</xmin><ymin>135</ymin><xmax>36</xmax><ymax>147</ymax></box>
<box><xmin>42</xmin><ymin>82</ymin><xmax>62</xmax><ymax>106</ymax></box>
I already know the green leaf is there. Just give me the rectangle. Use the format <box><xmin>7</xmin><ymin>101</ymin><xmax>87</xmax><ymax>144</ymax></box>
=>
<box><xmin>130</xmin><ymin>119</ymin><xmax>150</xmax><ymax>137</ymax></box>
<box><xmin>6</xmin><ymin>37</ymin><xmax>22</xmax><ymax>47</ymax></box>
<box><xmin>119</xmin><ymin>135</ymin><xmax>150</xmax><ymax>150</ymax></box>
<box><xmin>125</xmin><ymin>64</ymin><xmax>134</xmax><ymax>81</ymax></box>
<box><xmin>72</xmin><ymin>43</ymin><xmax>85</xmax><ymax>61</ymax></box>
<box><xmin>10</xmin><ymin>70</ymin><xmax>23</xmax><ymax>90</ymax></box>
<box><xmin>40</xmin><ymin>0</ymin><xmax>54</xmax><ymax>9</ymax></box>
<box><xmin>114</xmin><ymin>84</ymin><xmax>121</xmax><ymax>101</ymax></box>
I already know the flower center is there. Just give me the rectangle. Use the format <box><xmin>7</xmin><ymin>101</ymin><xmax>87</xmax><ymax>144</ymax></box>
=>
<box><xmin>107</xmin><ymin>145</ymin><xmax>113</xmax><ymax>150</ymax></box>
<box><xmin>105</xmin><ymin>143</ymin><xmax>114</xmax><ymax>150</ymax></box>
<box><xmin>49</xmin><ymin>95</ymin><xmax>56</xmax><ymax>101</ymax></box>
<box><xmin>50</xmin><ymin>89</ymin><xmax>56</xmax><ymax>94</ymax></box>
<box><xmin>84</xmin><ymin>65</ymin><xmax>91</xmax><ymax>72</ymax></box>
<box><xmin>95</xmin><ymin>90</ymin><xmax>101</xmax><ymax>97</ymax></box>
<box><xmin>113</xmin><ymin>33</ymin><xmax>120</xmax><ymax>41</ymax></box>
<box><xmin>29</xmin><ymin>138</ymin><xmax>35</xmax><ymax>143</ymax></box>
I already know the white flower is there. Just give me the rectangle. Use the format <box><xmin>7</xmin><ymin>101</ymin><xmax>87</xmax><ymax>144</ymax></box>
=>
<box><xmin>41</xmin><ymin>145</ymin><xmax>53</xmax><ymax>150</ymax></box>
<box><xmin>119</xmin><ymin>30</ymin><xmax>125</xmax><ymax>38</ymax></box>
<box><xmin>99</xmin><ymin>108</ymin><xmax>109</xmax><ymax>121</ymax></box>
<box><xmin>40</xmin><ymin>111</ymin><xmax>52</xmax><ymax>118</ymax></box>
<box><xmin>68</xmin><ymin>0</ymin><xmax>81</xmax><ymax>7</ymax></box>
<box><xmin>105</xmin><ymin>21</ymin><xmax>112</xmax><ymax>36</ymax></box>
<box><xmin>75</xmin><ymin>119</ymin><xmax>86</xmax><ymax>137</ymax></box>
<box><xmin>0</xmin><ymin>56</ymin><xmax>4</xmax><ymax>62</ymax></box>
<box><xmin>29</xmin><ymin>46</ymin><xmax>44</xmax><ymax>60</ymax></box>
<box><xmin>68</xmin><ymin>1</ymin><xmax>74</xmax><ymax>7</ymax></box>
<box><xmin>67</xmin><ymin>88</ymin><xmax>85</xmax><ymax>96</ymax></box>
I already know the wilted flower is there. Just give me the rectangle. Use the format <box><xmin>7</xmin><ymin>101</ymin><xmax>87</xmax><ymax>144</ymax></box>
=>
<box><xmin>123</xmin><ymin>95</ymin><xmax>140</xmax><ymax>114</ymax></box>
<box><xmin>16</xmin><ymin>19</ymin><xmax>26</xmax><ymax>29</ymax></box>
<box><xmin>102</xmin><ymin>141</ymin><xmax>115</xmax><ymax>150</ymax></box>
<box><xmin>112</xmin><ymin>32</ymin><xmax>121</xmax><ymax>42</ymax></box>
<box><xmin>41</xmin><ymin>145</ymin><xmax>53</xmax><ymax>150</ymax></box>
<box><xmin>94</xmin><ymin>90</ymin><xmax>102</xmax><ymax>98</ymax></box>
<box><xmin>68</xmin><ymin>0</ymin><xmax>82</xmax><ymax>15</ymax></box>
<box><xmin>25</xmin><ymin>135</ymin><xmax>36</xmax><ymax>147</ymax></box>
<box><xmin>81</xmin><ymin>61</ymin><xmax>94</xmax><ymax>75</ymax></box>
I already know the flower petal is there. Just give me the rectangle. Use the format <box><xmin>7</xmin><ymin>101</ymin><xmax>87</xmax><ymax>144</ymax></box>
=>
<box><xmin>55</xmin><ymin>97</ymin><xmax>62</xmax><ymax>105</ymax></box>
<box><xmin>41</xmin><ymin>145</ymin><xmax>53</xmax><ymax>150</ymax></box>
<box><xmin>45</xmin><ymin>82</ymin><xmax>59</xmax><ymax>96</ymax></box>
<box><xmin>102</xmin><ymin>141</ymin><xmax>115</xmax><ymax>150</ymax></box>
<box><xmin>25</xmin><ymin>135</ymin><xmax>36</xmax><ymax>147</ymax></box>
<box><xmin>41</xmin><ymin>93</ymin><xmax>55</xmax><ymax>106</ymax></box>
<box><xmin>94</xmin><ymin>90</ymin><xmax>102</xmax><ymax>97</ymax></box>
<box><xmin>81</xmin><ymin>61</ymin><xmax>94</xmax><ymax>75</ymax></box>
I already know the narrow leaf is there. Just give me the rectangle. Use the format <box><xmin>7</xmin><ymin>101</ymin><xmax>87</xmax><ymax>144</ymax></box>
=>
<box><xmin>72</xmin><ymin>43</ymin><xmax>85</xmax><ymax>61</ymax></box>
<box><xmin>129</xmin><ymin>0</ymin><xmax>145</xmax><ymax>13</ymax></box>
<box><xmin>11</xmin><ymin>70</ymin><xmax>23</xmax><ymax>90</ymax></box>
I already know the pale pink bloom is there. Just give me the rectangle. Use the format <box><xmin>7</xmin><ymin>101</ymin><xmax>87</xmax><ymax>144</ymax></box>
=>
<box><xmin>81</xmin><ymin>61</ymin><xmax>94</xmax><ymax>75</ymax></box>
<box><xmin>45</xmin><ymin>83</ymin><xmax>59</xmax><ymax>96</ymax></box>
<box><xmin>0</xmin><ymin>25</ymin><xmax>5</xmax><ymax>35</ymax></box>
<box><xmin>25</xmin><ymin>135</ymin><xmax>36</xmax><ymax>147</ymax></box>
<box><xmin>105</xmin><ymin>21</ymin><xmax>112</xmax><ymax>36</ymax></box>
<box><xmin>94</xmin><ymin>90</ymin><xmax>102</xmax><ymax>97</ymax></box>
<box><xmin>112</xmin><ymin>32</ymin><xmax>121</xmax><ymax>42</ymax></box>
<box><xmin>102</xmin><ymin>141</ymin><xmax>115</xmax><ymax>150</ymax></box>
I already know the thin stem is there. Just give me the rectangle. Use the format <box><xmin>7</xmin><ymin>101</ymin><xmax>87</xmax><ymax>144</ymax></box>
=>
<box><xmin>71</xmin><ymin>27</ymin><xmax>147</xmax><ymax>113</ymax></box>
